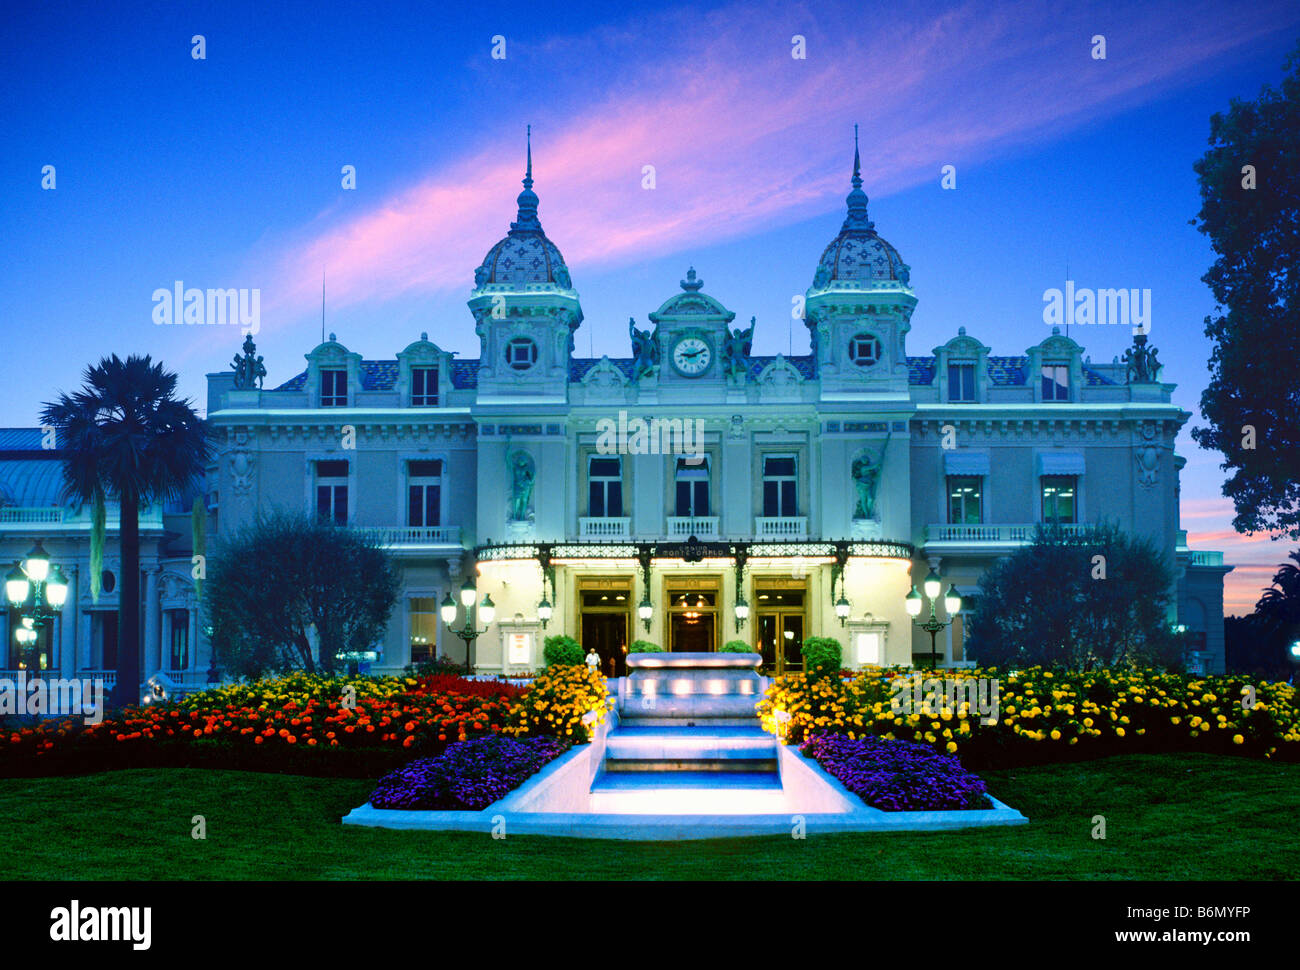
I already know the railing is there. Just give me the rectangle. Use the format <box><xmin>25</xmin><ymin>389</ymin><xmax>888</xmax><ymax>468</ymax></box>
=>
<box><xmin>925</xmin><ymin>523</ymin><xmax>1092</xmax><ymax>544</ymax></box>
<box><xmin>666</xmin><ymin>516</ymin><xmax>719</xmax><ymax>538</ymax></box>
<box><xmin>0</xmin><ymin>669</ymin><xmax>121</xmax><ymax>690</ymax></box>
<box><xmin>77</xmin><ymin>670</ymin><xmax>118</xmax><ymax>689</ymax></box>
<box><xmin>0</xmin><ymin>507</ymin><xmax>163</xmax><ymax>531</ymax></box>
<box><xmin>754</xmin><ymin>516</ymin><xmax>808</xmax><ymax>539</ymax></box>
<box><xmin>0</xmin><ymin>508</ymin><xmax>63</xmax><ymax>524</ymax></box>
<box><xmin>352</xmin><ymin>525</ymin><xmax>462</xmax><ymax>547</ymax></box>
<box><xmin>579</xmin><ymin>517</ymin><xmax>631</xmax><ymax>539</ymax></box>
<box><xmin>1190</xmin><ymin>550</ymin><xmax>1225</xmax><ymax>566</ymax></box>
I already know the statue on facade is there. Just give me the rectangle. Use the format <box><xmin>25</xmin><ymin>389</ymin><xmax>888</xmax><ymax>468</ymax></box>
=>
<box><xmin>1122</xmin><ymin>332</ymin><xmax>1162</xmax><ymax>384</ymax></box>
<box><xmin>508</xmin><ymin>452</ymin><xmax>535</xmax><ymax>521</ymax></box>
<box><xmin>723</xmin><ymin>317</ymin><xmax>755</xmax><ymax>382</ymax></box>
<box><xmin>629</xmin><ymin>317</ymin><xmax>659</xmax><ymax>379</ymax></box>
<box><xmin>231</xmin><ymin>334</ymin><xmax>266</xmax><ymax>389</ymax></box>
<box><xmin>851</xmin><ymin>432</ymin><xmax>891</xmax><ymax>520</ymax></box>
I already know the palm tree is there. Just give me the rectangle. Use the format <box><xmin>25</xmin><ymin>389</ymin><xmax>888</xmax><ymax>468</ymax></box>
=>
<box><xmin>1257</xmin><ymin>551</ymin><xmax>1300</xmax><ymax>626</ymax></box>
<box><xmin>41</xmin><ymin>355</ymin><xmax>210</xmax><ymax>707</ymax></box>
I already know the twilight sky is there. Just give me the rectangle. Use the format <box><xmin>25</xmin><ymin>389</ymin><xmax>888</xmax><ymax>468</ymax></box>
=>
<box><xmin>2</xmin><ymin>0</ymin><xmax>1297</xmax><ymax>613</ymax></box>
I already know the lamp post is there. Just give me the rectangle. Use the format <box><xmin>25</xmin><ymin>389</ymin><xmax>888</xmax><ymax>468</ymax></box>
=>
<box><xmin>5</xmin><ymin>542</ymin><xmax>68</xmax><ymax>672</ymax></box>
<box><xmin>440</xmin><ymin>576</ymin><xmax>494</xmax><ymax>674</ymax></box>
<box><xmin>904</xmin><ymin>567</ymin><xmax>961</xmax><ymax>671</ymax></box>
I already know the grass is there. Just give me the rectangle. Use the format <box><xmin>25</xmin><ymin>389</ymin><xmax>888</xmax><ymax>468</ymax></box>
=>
<box><xmin>1</xmin><ymin>752</ymin><xmax>1296</xmax><ymax>879</ymax></box>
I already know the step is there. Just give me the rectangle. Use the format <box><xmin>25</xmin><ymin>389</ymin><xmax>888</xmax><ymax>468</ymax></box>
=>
<box><xmin>617</xmin><ymin>716</ymin><xmax>763</xmax><ymax>728</ymax></box>
<box><xmin>604</xmin><ymin>758</ymin><xmax>777</xmax><ymax>772</ymax></box>
<box><xmin>618</xmin><ymin>694</ymin><xmax>764</xmax><ymax>718</ymax></box>
<box><xmin>589</xmin><ymin>770</ymin><xmax>789</xmax><ymax>815</ymax></box>
<box><xmin>605</xmin><ymin>726</ymin><xmax>777</xmax><ymax>762</ymax></box>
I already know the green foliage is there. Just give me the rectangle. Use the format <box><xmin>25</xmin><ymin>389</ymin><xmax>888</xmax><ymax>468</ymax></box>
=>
<box><xmin>802</xmin><ymin>637</ymin><xmax>842</xmax><ymax>679</ymax></box>
<box><xmin>965</xmin><ymin>522</ymin><xmax>1179</xmax><ymax>670</ymax></box>
<box><xmin>89</xmin><ymin>490</ymin><xmax>105</xmax><ymax>604</ymax></box>
<box><xmin>542</xmin><ymin>635</ymin><xmax>584</xmax><ymax>667</ymax></box>
<box><xmin>628</xmin><ymin>640</ymin><xmax>660</xmax><ymax>653</ymax></box>
<box><xmin>1190</xmin><ymin>44</ymin><xmax>1300</xmax><ymax>537</ymax></box>
<box><xmin>191</xmin><ymin>496</ymin><xmax>206</xmax><ymax>603</ymax></box>
<box><xmin>204</xmin><ymin>512</ymin><xmax>401</xmax><ymax>678</ymax></box>
<box><xmin>721</xmin><ymin>639</ymin><xmax>752</xmax><ymax>653</ymax></box>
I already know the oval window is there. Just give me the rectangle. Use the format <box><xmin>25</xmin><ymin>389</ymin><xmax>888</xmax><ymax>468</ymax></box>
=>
<box><xmin>101</xmin><ymin>570</ymin><xmax>116</xmax><ymax>593</ymax></box>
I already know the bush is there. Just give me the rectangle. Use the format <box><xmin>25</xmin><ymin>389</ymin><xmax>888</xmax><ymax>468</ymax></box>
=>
<box><xmin>629</xmin><ymin>640</ymin><xmax>661</xmax><ymax>653</ymax></box>
<box><xmin>721</xmin><ymin>640</ymin><xmax>752</xmax><ymax>653</ymax></box>
<box><xmin>801</xmin><ymin>732</ymin><xmax>990</xmax><ymax>811</ymax></box>
<box><xmin>802</xmin><ymin>637</ymin><xmax>842</xmax><ymax>679</ymax></box>
<box><xmin>368</xmin><ymin>735</ymin><xmax>570</xmax><ymax>810</ymax></box>
<box><xmin>542</xmin><ymin>635</ymin><xmax>584</xmax><ymax>667</ymax></box>
<box><xmin>506</xmin><ymin>664</ymin><xmax>612</xmax><ymax>743</ymax></box>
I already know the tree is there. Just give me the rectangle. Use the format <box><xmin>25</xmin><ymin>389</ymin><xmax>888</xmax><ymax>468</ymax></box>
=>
<box><xmin>41</xmin><ymin>355</ymin><xmax>209</xmax><ymax>707</ymax></box>
<box><xmin>205</xmin><ymin>512</ymin><xmax>400</xmax><ymax>678</ymax></box>
<box><xmin>1190</xmin><ymin>44</ymin><xmax>1300</xmax><ymax>537</ymax></box>
<box><xmin>965</xmin><ymin>523</ymin><xmax>1179</xmax><ymax>670</ymax></box>
<box><xmin>1229</xmin><ymin>550</ymin><xmax>1300</xmax><ymax>679</ymax></box>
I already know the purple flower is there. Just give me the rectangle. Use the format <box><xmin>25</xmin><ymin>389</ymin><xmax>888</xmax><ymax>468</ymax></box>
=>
<box><xmin>369</xmin><ymin>735</ymin><xmax>570</xmax><ymax>811</ymax></box>
<box><xmin>801</xmin><ymin>732</ymin><xmax>989</xmax><ymax>812</ymax></box>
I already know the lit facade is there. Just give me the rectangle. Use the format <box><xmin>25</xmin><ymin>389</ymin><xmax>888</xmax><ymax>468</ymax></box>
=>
<box><xmin>202</xmin><ymin>139</ymin><xmax>1232</xmax><ymax>676</ymax></box>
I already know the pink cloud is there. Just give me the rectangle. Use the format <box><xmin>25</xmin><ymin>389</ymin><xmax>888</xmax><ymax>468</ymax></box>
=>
<box><xmin>256</xmin><ymin>0</ymin><xmax>1298</xmax><ymax>323</ymax></box>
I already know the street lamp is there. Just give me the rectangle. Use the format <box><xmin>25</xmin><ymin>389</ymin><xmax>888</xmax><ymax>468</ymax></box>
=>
<box><xmin>835</xmin><ymin>593</ymin><xmax>852</xmax><ymax>626</ymax></box>
<box><xmin>637</xmin><ymin>595</ymin><xmax>653</xmax><ymax>632</ymax></box>
<box><xmin>734</xmin><ymin>594</ymin><xmax>750</xmax><ymax>630</ymax></box>
<box><xmin>441</xmin><ymin>578</ymin><xmax>494</xmax><ymax>673</ymax></box>
<box><xmin>905</xmin><ymin>569</ymin><xmax>961</xmax><ymax>671</ymax></box>
<box><xmin>5</xmin><ymin>542</ymin><xmax>68</xmax><ymax>672</ymax></box>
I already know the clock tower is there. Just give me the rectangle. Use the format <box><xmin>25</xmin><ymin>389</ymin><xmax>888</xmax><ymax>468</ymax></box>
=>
<box><xmin>640</xmin><ymin>268</ymin><xmax>743</xmax><ymax>394</ymax></box>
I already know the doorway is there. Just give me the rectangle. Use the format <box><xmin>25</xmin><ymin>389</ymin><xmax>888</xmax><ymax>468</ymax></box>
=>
<box><xmin>666</xmin><ymin>584</ymin><xmax>718</xmax><ymax>652</ymax></box>
<box><xmin>578</xmin><ymin>581</ymin><xmax>631</xmax><ymax>677</ymax></box>
<box><xmin>754</xmin><ymin>584</ymin><xmax>806</xmax><ymax>673</ymax></box>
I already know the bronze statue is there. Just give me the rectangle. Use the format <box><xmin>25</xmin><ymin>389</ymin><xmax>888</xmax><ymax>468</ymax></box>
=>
<box><xmin>231</xmin><ymin>334</ymin><xmax>266</xmax><ymax>389</ymax></box>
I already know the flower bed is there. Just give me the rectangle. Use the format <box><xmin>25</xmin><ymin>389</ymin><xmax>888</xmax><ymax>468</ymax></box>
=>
<box><xmin>505</xmin><ymin>663</ymin><xmax>613</xmax><ymax>743</ymax></box>
<box><xmin>369</xmin><ymin>735</ymin><xmax>570</xmax><ymax>810</ymax></box>
<box><xmin>801</xmin><ymin>732</ymin><xmax>990</xmax><ymax>811</ymax></box>
<box><xmin>759</xmin><ymin>666</ymin><xmax>1300</xmax><ymax>767</ymax></box>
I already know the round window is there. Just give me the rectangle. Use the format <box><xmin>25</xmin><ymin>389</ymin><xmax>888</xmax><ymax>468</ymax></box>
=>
<box><xmin>101</xmin><ymin>570</ymin><xmax>116</xmax><ymax>593</ymax></box>
<box><xmin>848</xmin><ymin>333</ymin><xmax>882</xmax><ymax>367</ymax></box>
<box><xmin>505</xmin><ymin>336</ymin><xmax>538</xmax><ymax>371</ymax></box>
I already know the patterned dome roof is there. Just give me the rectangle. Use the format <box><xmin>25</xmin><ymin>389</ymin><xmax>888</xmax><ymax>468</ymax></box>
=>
<box><xmin>474</xmin><ymin>128</ymin><xmax>573</xmax><ymax>289</ymax></box>
<box><xmin>813</xmin><ymin>129</ymin><xmax>910</xmax><ymax>289</ymax></box>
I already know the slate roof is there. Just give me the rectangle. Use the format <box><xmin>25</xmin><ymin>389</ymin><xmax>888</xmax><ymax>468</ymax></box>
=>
<box><xmin>0</xmin><ymin>458</ymin><xmax>68</xmax><ymax>507</ymax></box>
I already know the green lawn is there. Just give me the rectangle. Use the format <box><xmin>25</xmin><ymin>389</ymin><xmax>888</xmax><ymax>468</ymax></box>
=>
<box><xmin>1</xmin><ymin>753</ymin><xmax>1296</xmax><ymax>879</ymax></box>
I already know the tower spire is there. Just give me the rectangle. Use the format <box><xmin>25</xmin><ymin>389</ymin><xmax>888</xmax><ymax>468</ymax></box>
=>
<box><xmin>511</xmin><ymin>124</ymin><xmax>542</xmax><ymax>233</ymax></box>
<box><xmin>524</xmin><ymin>123</ymin><xmax>533</xmax><ymax>190</ymax></box>
<box><xmin>841</xmin><ymin>123</ymin><xmax>873</xmax><ymax>232</ymax></box>
<box><xmin>852</xmin><ymin>123</ymin><xmax>861</xmax><ymax>189</ymax></box>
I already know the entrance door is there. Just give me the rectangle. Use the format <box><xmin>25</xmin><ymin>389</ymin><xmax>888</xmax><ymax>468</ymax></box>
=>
<box><xmin>755</xmin><ymin>586</ymin><xmax>805</xmax><ymax>674</ymax></box>
<box><xmin>581</xmin><ymin>612</ymin><xmax>628</xmax><ymax>677</ymax></box>
<box><xmin>666</xmin><ymin>588</ymin><xmax>717</xmax><ymax>652</ymax></box>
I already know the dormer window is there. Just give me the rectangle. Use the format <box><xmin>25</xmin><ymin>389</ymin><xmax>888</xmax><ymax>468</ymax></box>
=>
<box><xmin>411</xmin><ymin>366</ymin><xmax>439</xmax><ymax>406</ymax></box>
<box><xmin>848</xmin><ymin>333</ymin><xmax>882</xmax><ymax>367</ymax></box>
<box><xmin>1041</xmin><ymin>364</ymin><xmax>1069</xmax><ymax>402</ymax></box>
<box><xmin>505</xmin><ymin>336</ymin><xmax>538</xmax><ymax>371</ymax></box>
<box><xmin>948</xmin><ymin>362</ymin><xmax>976</xmax><ymax>402</ymax></box>
<box><xmin>321</xmin><ymin>369</ymin><xmax>347</xmax><ymax>407</ymax></box>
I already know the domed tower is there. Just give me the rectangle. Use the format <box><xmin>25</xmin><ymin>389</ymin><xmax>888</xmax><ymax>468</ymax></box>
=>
<box><xmin>469</xmin><ymin>127</ymin><xmax>583</xmax><ymax>400</ymax></box>
<box><xmin>805</xmin><ymin>126</ymin><xmax>916</xmax><ymax>394</ymax></box>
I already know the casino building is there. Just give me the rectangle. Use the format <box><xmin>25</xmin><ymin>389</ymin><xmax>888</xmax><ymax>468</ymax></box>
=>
<box><xmin>201</xmin><ymin>136</ymin><xmax>1231</xmax><ymax>678</ymax></box>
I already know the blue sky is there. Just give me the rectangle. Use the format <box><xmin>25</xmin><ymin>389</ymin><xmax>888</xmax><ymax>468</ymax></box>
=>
<box><xmin>2</xmin><ymin>0</ymin><xmax>1298</xmax><ymax>612</ymax></box>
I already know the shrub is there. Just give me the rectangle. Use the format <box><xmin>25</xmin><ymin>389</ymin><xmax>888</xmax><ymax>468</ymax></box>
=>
<box><xmin>801</xmin><ymin>732</ymin><xmax>990</xmax><ymax>811</ymax></box>
<box><xmin>721</xmin><ymin>640</ymin><xmax>752</xmax><ymax>653</ymax></box>
<box><xmin>802</xmin><ymin>637</ymin><xmax>842</xmax><ymax>679</ymax></box>
<box><xmin>629</xmin><ymin>640</ymin><xmax>661</xmax><ymax>653</ymax></box>
<box><xmin>542</xmin><ymin>635</ymin><xmax>584</xmax><ymax>667</ymax></box>
<box><xmin>506</xmin><ymin>664</ymin><xmax>612</xmax><ymax>743</ymax></box>
<box><xmin>368</xmin><ymin>735</ymin><xmax>570</xmax><ymax>810</ymax></box>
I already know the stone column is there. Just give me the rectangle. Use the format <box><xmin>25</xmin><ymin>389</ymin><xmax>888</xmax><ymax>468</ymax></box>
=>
<box><xmin>143</xmin><ymin>567</ymin><xmax>161</xmax><ymax>676</ymax></box>
<box><xmin>60</xmin><ymin>566</ymin><xmax>77</xmax><ymax>677</ymax></box>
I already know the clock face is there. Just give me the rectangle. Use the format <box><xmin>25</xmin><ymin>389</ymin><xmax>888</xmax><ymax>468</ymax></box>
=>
<box><xmin>672</xmin><ymin>336</ymin><xmax>712</xmax><ymax>376</ymax></box>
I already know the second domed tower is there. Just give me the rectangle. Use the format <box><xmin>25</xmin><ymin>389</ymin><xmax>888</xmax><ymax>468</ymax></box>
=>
<box><xmin>805</xmin><ymin>127</ymin><xmax>916</xmax><ymax>395</ymax></box>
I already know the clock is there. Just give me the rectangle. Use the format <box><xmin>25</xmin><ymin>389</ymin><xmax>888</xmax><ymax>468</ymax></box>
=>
<box><xmin>671</xmin><ymin>336</ymin><xmax>712</xmax><ymax>377</ymax></box>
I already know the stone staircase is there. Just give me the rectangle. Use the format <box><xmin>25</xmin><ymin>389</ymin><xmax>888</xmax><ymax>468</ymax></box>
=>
<box><xmin>590</xmin><ymin>652</ymin><xmax>786</xmax><ymax>814</ymax></box>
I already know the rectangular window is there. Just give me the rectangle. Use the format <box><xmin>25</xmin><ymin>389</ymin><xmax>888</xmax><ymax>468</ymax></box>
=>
<box><xmin>167</xmin><ymin>610</ymin><xmax>189</xmax><ymax>670</ymax></box>
<box><xmin>94</xmin><ymin>611</ymin><xmax>118</xmax><ymax>670</ymax></box>
<box><xmin>409</xmin><ymin>597</ymin><xmax>437</xmax><ymax>665</ymax></box>
<box><xmin>588</xmin><ymin>456</ymin><xmax>623</xmax><ymax>518</ymax></box>
<box><xmin>411</xmin><ymin>367</ymin><xmax>439</xmax><ymax>406</ymax></box>
<box><xmin>1041</xmin><ymin>364</ymin><xmax>1069</xmax><ymax>402</ymax></box>
<box><xmin>674</xmin><ymin>456</ymin><xmax>710</xmax><ymax>517</ymax></box>
<box><xmin>947</xmin><ymin>476</ymin><xmax>983</xmax><ymax>524</ymax></box>
<box><xmin>316</xmin><ymin>460</ymin><xmax>348</xmax><ymax>524</ymax></box>
<box><xmin>407</xmin><ymin>460</ymin><xmax>443</xmax><ymax>527</ymax></box>
<box><xmin>321</xmin><ymin>369</ymin><xmax>347</xmax><ymax>407</ymax></box>
<box><xmin>762</xmin><ymin>455</ymin><xmax>797</xmax><ymax>517</ymax></box>
<box><xmin>1041</xmin><ymin>475</ymin><xmax>1077</xmax><ymax>524</ymax></box>
<box><xmin>948</xmin><ymin>362</ymin><xmax>976</xmax><ymax>402</ymax></box>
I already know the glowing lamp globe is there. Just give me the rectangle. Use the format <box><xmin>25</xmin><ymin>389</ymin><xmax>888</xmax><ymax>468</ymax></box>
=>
<box><xmin>439</xmin><ymin>593</ymin><xmax>458</xmax><ymax>625</ymax></box>
<box><xmin>904</xmin><ymin>586</ymin><xmax>922</xmax><ymax>617</ymax></box>
<box><xmin>922</xmin><ymin>568</ymin><xmax>942</xmax><ymax>601</ymax></box>
<box><xmin>943</xmin><ymin>585</ymin><xmax>962</xmax><ymax>616</ymax></box>
<box><xmin>479</xmin><ymin>594</ymin><xmax>496</xmax><ymax>625</ymax></box>
<box><xmin>4</xmin><ymin>565</ymin><xmax>28</xmax><ymax>607</ymax></box>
